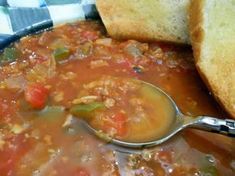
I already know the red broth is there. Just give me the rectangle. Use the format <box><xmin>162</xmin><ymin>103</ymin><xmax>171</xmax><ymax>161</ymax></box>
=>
<box><xmin>0</xmin><ymin>21</ymin><xmax>234</xmax><ymax>176</ymax></box>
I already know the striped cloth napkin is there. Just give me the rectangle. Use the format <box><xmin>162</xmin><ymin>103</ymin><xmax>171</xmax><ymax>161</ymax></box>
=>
<box><xmin>0</xmin><ymin>0</ymin><xmax>99</xmax><ymax>49</ymax></box>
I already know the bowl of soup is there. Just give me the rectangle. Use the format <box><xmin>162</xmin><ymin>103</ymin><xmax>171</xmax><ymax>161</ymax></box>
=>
<box><xmin>0</xmin><ymin>20</ymin><xmax>234</xmax><ymax>175</ymax></box>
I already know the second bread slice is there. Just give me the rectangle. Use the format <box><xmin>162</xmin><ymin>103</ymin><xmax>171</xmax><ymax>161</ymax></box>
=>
<box><xmin>189</xmin><ymin>0</ymin><xmax>235</xmax><ymax>118</ymax></box>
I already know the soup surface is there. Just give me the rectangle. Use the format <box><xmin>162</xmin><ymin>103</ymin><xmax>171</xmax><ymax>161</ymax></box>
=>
<box><xmin>0</xmin><ymin>21</ymin><xmax>234</xmax><ymax>176</ymax></box>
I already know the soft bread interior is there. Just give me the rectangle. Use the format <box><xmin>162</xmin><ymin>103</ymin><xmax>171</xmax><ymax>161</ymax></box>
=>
<box><xmin>96</xmin><ymin>0</ymin><xmax>190</xmax><ymax>44</ymax></box>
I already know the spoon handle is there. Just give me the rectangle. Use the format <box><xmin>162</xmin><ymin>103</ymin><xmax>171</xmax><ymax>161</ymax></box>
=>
<box><xmin>188</xmin><ymin>116</ymin><xmax>235</xmax><ymax>137</ymax></box>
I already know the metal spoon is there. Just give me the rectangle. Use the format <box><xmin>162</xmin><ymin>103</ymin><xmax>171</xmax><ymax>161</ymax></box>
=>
<box><xmin>82</xmin><ymin>80</ymin><xmax>235</xmax><ymax>148</ymax></box>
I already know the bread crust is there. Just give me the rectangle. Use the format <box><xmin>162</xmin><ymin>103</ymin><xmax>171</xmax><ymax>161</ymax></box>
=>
<box><xmin>189</xmin><ymin>0</ymin><xmax>204</xmax><ymax>63</ymax></box>
<box><xmin>189</xmin><ymin>0</ymin><xmax>235</xmax><ymax>118</ymax></box>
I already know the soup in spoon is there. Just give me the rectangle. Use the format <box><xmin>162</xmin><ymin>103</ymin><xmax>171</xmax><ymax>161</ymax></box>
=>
<box><xmin>70</xmin><ymin>76</ymin><xmax>175</xmax><ymax>142</ymax></box>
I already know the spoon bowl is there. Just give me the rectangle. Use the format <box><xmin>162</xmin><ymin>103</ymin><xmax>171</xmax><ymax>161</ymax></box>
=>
<box><xmin>80</xmin><ymin>80</ymin><xmax>235</xmax><ymax>148</ymax></box>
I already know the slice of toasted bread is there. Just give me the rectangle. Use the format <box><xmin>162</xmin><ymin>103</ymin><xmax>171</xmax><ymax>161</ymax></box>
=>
<box><xmin>189</xmin><ymin>0</ymin><xmax>235</xmax><ymax>118</ymax></box>
<box><xmin>96</xmin><ymin>0</ymin><xmax>190</xmax><ymax>44</ymax></box>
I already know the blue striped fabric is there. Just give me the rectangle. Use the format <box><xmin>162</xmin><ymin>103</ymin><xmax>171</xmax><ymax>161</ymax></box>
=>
<box><xmin>0</xmin><ymin>0</ymin><xmax>99</xmax><ymax>50</ymax></box>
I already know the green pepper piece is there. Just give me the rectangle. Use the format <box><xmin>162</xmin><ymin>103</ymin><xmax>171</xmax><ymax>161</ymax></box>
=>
<box><xmin>1</xmin><ymin>47</ymin><xmax>20</xmax><ymax>63</ymax></box>
<box><xmin>70</xmin><ymin>102</ymin><xmax>105</xmax><ymax>119</ymax></box>
<box><xmin>53</xmin><ymin>47</ymin><xmax>70</xmax><ymax>61</ymax></box>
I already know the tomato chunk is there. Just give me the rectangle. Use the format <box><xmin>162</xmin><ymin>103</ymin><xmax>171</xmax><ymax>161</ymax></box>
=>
<box><xmin>105</xmin><ymin>112</ymin><xmax>128</xmax><ymax>137</ymax></box>
<box><xmin>24</xmin><ymin>84</ymin><xmax>49</xmax><ymax>109</ymax></box>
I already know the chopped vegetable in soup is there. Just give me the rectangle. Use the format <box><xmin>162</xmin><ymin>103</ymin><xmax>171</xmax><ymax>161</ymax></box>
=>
<box><xmin>0</xmin><ymin>21</ymin><xmax>234</xmax><ymax>176</ymax></box>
